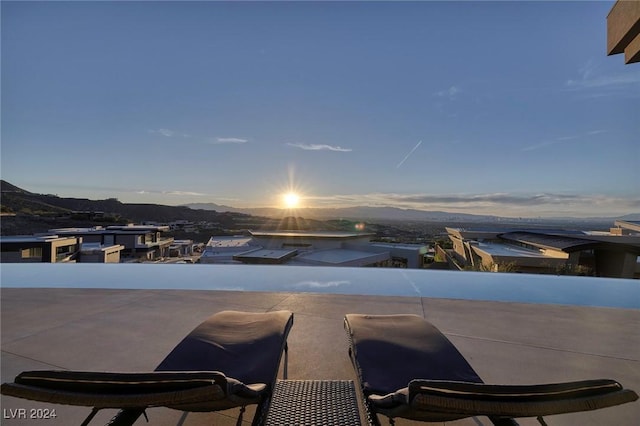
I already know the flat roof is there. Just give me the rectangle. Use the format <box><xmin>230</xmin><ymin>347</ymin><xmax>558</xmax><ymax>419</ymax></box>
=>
<box><xmin>80</xmin><ymin>243</ymin><xmax>124</xmax><ymax>253</ymax></box>
<box><xmin>616</xmin><ymin>220</ymin><xmax>640</xmax><ymax>233</ymax></box>
<box><xmin>233</xmin><ymin>248</ymin><xmax>298</xmax><ymax>261</ymax></box>
<box><xmin>50</xmin><ymin>227</ymin><xmax>104</xmax><ymax>233</ymax></box>
<box><xmin>106</xmin><ymin>225</ymin><xmax>169</xmax><ymax>231</ymax></box>
<box><xmin>0</xmin><ymin>235</ymin><xmax>76</xmax><ymax>243</ymax></box>
<box><xmin>206</xmin><ymin>236</ymin><xmax>253</xmax><ymax>247</ymax></box>
<box><xmin>448</xmin><ymin>227</ymin><xmax>587</xmax><ymax>237</ymax></box>
<box><xmin>473</xmin><ymin>242</ymin><xmax>552</xmax><ymax>258</ymax></box>
<box><xmin>500</xmin><ymin>231</ymin><xmax>640</xmax><ymax>254</ymax></box>
<box><xmin>296</xmin><ymin>249</ymin><xmax>389</xmax><ymax>266</ymax></box>
<box><xmin>52</xmin><ymin>226</ymin><xmax>167</xmax><ymax>235</ymax></box>
<box><xmin>370</xmin><ymin>242</ymin><xmax>428</xmax><ymax>251</ymax></box>
<box><xmin>250</xmin><ymin>230</ymin><xmax>374</xmax><ymax>239</ymax></box>
<box><xmin>499</xmin><ymin>231</ymin><xmax>597</xmax><ymax>251</ymax></box>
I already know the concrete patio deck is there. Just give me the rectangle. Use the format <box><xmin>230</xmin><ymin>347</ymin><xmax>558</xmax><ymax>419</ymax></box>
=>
<box><xmin>1</xmin><ymin>288</ymin><xmax>639</xmax><ymax>425</ymax></box>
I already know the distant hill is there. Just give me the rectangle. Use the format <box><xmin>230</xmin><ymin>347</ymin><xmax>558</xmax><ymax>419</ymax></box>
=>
<box><xmin>1</xmin><ymin>180</ymin><xmax>32</xmax><ymax>194</ymax></box>
<box><xmin>0</xmin><ymin>180</ymin><xmax>251</xmax><ymax>224</ymax></box>
<box><xmin>0</xmin><ymin>181</ymin><xmax>372</xmax><ymax>237</ymax></box>
<box><xmin>182</xmin><ymin>202</ymin><xmax>239</xmax><ymax>212</ymax></box>
<box><xmin>2</xmin><ymin>180</ymin><xmax>637</xmax><ymax>227</ymax></box>
<box><xmin>182</xmin><ymin>202</ymin><xmax>639</xmax><ymax>224</ymax></box>
<box><xmin>615</xmin><ymin>213</ymin><xmax>640</xmax><ymax>221</ymax></box>
<box><xmin>182</xmin><ymin>202</ymin><xmax>501</xmax><ymax>222</ymax></box>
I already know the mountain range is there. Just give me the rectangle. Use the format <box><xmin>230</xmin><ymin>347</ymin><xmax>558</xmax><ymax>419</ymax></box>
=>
<box><xmin>183</xmin><ymin>203</ymin><xmax>503</xmax><ymax>222</ymax></box>
<box><xmin>182</xmin><ymin>203</ymin><xmax>640</xmax><ymax>224</ymax></box>
<box><xmin>2</xmin><ymin>180</ymin><xmax>638</xmax><ymax>224</ymax></box>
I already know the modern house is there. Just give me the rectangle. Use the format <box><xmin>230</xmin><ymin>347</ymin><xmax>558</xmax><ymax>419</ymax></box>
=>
<box><xmin>610</xmin><ymin>220</ymin><xmax>640</xmax><ymax>236</ymax></box>
<box><xmin>49</xmin><ymin>225</ymin><xmax>174</xmax><ymax>261</ymax></box>
<box><xmin>169</xmin><ymin>239</ymin><xmax>197</xmax><ymax>257</ymax></box>
<box><xmin>446</xmin><ymin>221</ymin><xmax>640</xmax><ymax>278</ymax></box>
<box><xmin>79</xmin><ymin>242</ymin><xmax>125</xmax><ymax>263</ymax></box>
<box><xmin>368</xmin><ymin>242</ymin><xmax>431</xmax><ymax>268</ymax></box>
<box><xmin>247</xmin><ymin>231</ymin><xmax>388</xmax><ymax>266</ymax></box>
<box><xmin>200</xmin><ymin>231</ymin><xmax>428</xmax><ymax>268</ymax></box>
<box><xmin>199</xmin><ymin>236</ymin><xmax>257</xmax><ymax>264</ymax></box>
<box><xmin>0</xmin><ymin>235</ymin><xmax>82</xmax><ymax>263</ymax></box>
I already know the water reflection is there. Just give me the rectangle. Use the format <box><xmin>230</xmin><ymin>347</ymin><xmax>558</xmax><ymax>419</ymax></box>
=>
<box><xmin>1</xmin><ymin>264</ymin><xmax>638</xmax><ymax>309</ymax></box>
<box><xmin>294</xmin><ymin>280</ymin><xmax>351</xmax><ymax>289</ymax></box>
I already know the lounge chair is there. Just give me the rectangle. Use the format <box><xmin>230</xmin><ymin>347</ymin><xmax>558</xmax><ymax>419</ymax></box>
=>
<box><xmin>1</xmin><ymin>310</ymin><xmax>294</xmax><ymax>426</ymax></box>
<box><xmin>344</xmin><ymin>314</ymin><xmax>638</xmax><ymax>426</ymax></box>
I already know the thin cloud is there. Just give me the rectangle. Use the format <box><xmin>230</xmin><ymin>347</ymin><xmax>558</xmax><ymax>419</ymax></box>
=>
<box><xmin>149</xmin><ymin>128</ymin><xmax>175</xmax><ymax>137</ymax></box>
<box><xmin>163</xmin><ymin>190</ymin><xmax>207</xmax><ymax>196</ymax></box>
<box><xmin>522</xmin><ymin>130</ymin><xmax>607</xmax><ymax>152</ymax></box>
<box><xmin>148</xmin><ymin>129</ymin><xmax>191</xmax><ymax>138</ymax></box>
<box><xmin>435</xmin><ymin>85</ymin><xmax>461</xmax><ymax>100</ymax></box>
<box><xmin>307</xmin><ymin>194</ymin><xmax>362</xmax><ymax>205</ymax></box>
<box><xmin>389</xmin><ymin>193</ymin><xmax>586</xmax><ymax>206</ymax></box>
<box><xmin>287</xmin><ymin>143</ymin><xmax>352</xmax><ymax>152</ymax></box>
<box><xmin>566</xmin><ymin>73</ymin><xmax>640</xmax><ymax>89</ymax></box>
<box><xmin>521</xmin><ymin>140</ymin><xmax>561</xmax><ymax>152</ymax></box>
<box><xmin>136</xmin><ymin>189</ymin><xmax>207</xmax><ymax>197</ymax></box>
<box><xmin>577</xmin><ymin>58</ymin><xmax>597</xmax><ymax>81</ymax></box>
<box><xmin>565</xmin><ymin>61</ymin><xmax>640</xmax><ymax>99</ymax></box>
<box><xmin>213</xmin><ymin>137</ymin><xmax>248</xmax><ymax>144</ymax></box>
<box><xmin>300</xmin><ymin>191</ymin><xmax>640</xmax><ymax>217</ymax></box>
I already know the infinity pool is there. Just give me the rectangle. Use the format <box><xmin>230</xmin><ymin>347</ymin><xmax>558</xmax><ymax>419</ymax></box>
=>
<box><xmin>1</xmin><ymin>263</ymin><xmax>639</xmax><ymax>309</ymax></box>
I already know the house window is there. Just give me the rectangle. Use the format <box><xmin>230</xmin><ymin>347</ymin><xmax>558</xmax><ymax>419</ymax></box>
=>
<box><xmin>56</xmin><ymin>245</ymin><xmax>76</xmax><ymax>261</ymax></box>
<box><xmin>21</xmin><ymin>247</ymin><xmax>42</xmax><ymax>259</ymax></box>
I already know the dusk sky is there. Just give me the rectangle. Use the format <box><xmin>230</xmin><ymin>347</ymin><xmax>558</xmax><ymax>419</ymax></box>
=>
<box><xmin>2</xmin><ymin>1</ymin><xmax>638</xmax><ymax>218</ymax></box>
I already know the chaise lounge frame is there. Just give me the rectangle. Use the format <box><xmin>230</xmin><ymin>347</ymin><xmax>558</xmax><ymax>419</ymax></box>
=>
<box><xmin>344</xmin><ymin>313</ymin><xmax>638</xmax><ymax>426</ymax></box>
<box><xmin>1</xmin><ymin>310</ymin><xmax>294</xmax><ymax>426</ymax></box>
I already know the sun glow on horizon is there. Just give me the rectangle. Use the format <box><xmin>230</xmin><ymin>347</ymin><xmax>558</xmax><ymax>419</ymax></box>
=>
<box><xmin>283</xmin><ymin>192</ymin><xmax>301</xmax><ymax>209</ymax></box>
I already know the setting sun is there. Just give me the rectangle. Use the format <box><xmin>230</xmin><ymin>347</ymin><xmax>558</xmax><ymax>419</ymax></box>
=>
<box><xmin>283</xmin><ymin>192</ymin><xmax>300</xmax><ymax>209</ymax></box>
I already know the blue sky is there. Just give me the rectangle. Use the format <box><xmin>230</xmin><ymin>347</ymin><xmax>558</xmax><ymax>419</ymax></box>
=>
<box><xmin>2</xmin><ymin>1</ymin><xmax>638</xmax><ymax>218</ymax></box>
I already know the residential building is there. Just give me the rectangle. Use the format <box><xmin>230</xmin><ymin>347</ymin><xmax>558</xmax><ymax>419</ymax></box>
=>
<box><xmin>446</xmin><ymin>223</ymin><xmax>640</xmax><ymax>278</ymax></box>
<box><xmin>368</xmin><ymin>242</ymin><xmax>431</xmax><ymax>268</ymax></box>
<box><xmin>0</xmin><ymin>235</ymin><xmax>81</xmax><ymax>263</ymax></box>
<box><xmin>49</xmin><ymin>225</ymin><xmax>174</xmax><ymax>261</ymax></box>
<box><xmin>80</xmin><ymin>242</ymin><xmax>125</xmax><ymax>263</ymax></box>
<box><xmin>239</xmin><ymin>231</ymin><xmax>392</xmax><ymax>266</ymax></box>
<box><xmin>200</xmin><ymin>231</ymin><xmax>428</xmax><ymax>268</ymax></box>
<box><xmin>610</xmin><ymin>220</ymin><xmax>640</xmax><ymax>236</ymax></box>
<box><xmin>169</xmin><ymin>239</ymin><xmax>196</xmax><ymax>257</ymax></box>
<box><xmin>199</xmin><ymin>236</ymin><xmax>257</xmax><ymax>264</ymax></box>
